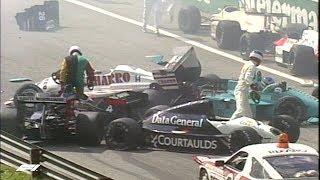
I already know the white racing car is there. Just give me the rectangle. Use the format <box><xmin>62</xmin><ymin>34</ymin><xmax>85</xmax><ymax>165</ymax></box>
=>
<box><xmin>5</xmin><ymin>46</ymin><xmax>212</xmax><ymax>108</ymax></box>
<box><xmin>274</xmin><ymin>29</ymin><xmax>318</xmax><ymax>75</ymax></box>
<box><xmin>194</xmin><ymin>134</ymin><xmax>319</xmax><ymax>179</ymax></box>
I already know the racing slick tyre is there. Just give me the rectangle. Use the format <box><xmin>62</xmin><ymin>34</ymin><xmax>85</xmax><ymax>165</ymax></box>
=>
<box><xmin>215</xmin><ymin>21</ymin><xmax>241</xmax><ymax>50</ymax></box>
<box><xmin>14</xmin><ymin>83</ymin><xmax>43</xmax><ymax>105</ymax></box>
<box><xmin>288</xmin><ymin>45</ymin><xmax>317</xmax><ymax>75</ymax></box>
<box><xmin>284</xmin><ymin>23</ymin><xmax>307</xmax><ymax>40</ymax></box>
<box><xmin>105</xmin><ymin>118</ymin><xmax>142</xmax><ymax>150</ymax></box>
<box><xmin>274</xmin><ymin>96</ymin><xmax>307</xmax><ymax>124</ymax></box>
<box><xmin>312</xmin><ymin>87</ymin><xmax>318</xmax><ymax>99</ymax></box>
<box><xmin>270</xmin><ymin>115</ymin><xmax>300</xmax><ymax>143</ymax></box>
<box><xmin>230</xmin><ymin>127</ymin><xmax>261</xmax><ymax>152</ymax></box>
<box><xmin>178</xmin><ymin>6</ymin><xmax>201</xmax><ymax>34</ymax></box>
<box><xmin>144</xmin><ymin>105</ymin><xmax>170</xmax><ymax>118</ymax></box>
<box><xmin>14</xmin><ymin>83</ymin><xmax>44</xmax><ymax>116</ymax></box>
<box><xmin>199</xmin><ymin>169</ymin><xmax>209</xmax><ymax>180</ymax></box>
<box><xmin>76</xmin><ymin>112</ymin><xmax>106</xmax><ymax>146</ymax></box>
<box><xmin>240</xmin><ymin>33</ymin><xmax>264</xmax><ymax>60</ymax></box>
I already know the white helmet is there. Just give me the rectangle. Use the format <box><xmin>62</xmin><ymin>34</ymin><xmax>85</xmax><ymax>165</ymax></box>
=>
<box><xmin>249</xmin><ymin>50</ymin><xmax>263</xmax><ymax>61</ymax></box>
<box><xmin>68</xmin><ymin>45</ymin><xmax>82</xmax><ymax>55</ymax></box>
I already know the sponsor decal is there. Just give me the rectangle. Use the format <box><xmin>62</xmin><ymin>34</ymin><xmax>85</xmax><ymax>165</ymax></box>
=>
<box><xmin>240</xmin><ymin>119</ymin><xmax>257</xmax><ymax>127</ymax></box>
<box><xmin>268</xmin><ymin>148</ymin><xmax>308</xmax><ymax>153</ymax></box>
<box><xmin>92</xmin><ymin>72</ymin><xmax>131</xmax><ymax>86</ymax></box>
<box><xmin>239</xmin><ymin>0</ymin><xmax>318</xmax><ymax>30</ymax></box>
<box><xmin>152</xmin><ymin>114</ymin><xmax>204</xmax><ymax>127</ymax></box>
<box><xmin>151</xmin><ymin>134</ymin><xmax>218</xmax><ymax>149</ymax></box>
<box><xmin>157</xmin><ymin>78</ymin><xmax>178</xmax><ymax>85</ymax></box>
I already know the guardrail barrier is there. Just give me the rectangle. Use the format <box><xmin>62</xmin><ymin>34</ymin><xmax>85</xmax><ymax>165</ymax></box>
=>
<box><xmin>0</xmin><ymin>130</ymin><xmax>112</xmax><ymax>180</ymax></box>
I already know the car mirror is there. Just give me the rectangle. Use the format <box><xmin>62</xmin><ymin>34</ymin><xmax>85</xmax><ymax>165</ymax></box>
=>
<box><xmin>217</xmin><ymin>8</ymin><xmax>222</xmax><ymax>12</ymax></box>
<box><xmin>215</xmin><ymin>160</ymin><xmax>224</xmax><ymax>167</ymax></box>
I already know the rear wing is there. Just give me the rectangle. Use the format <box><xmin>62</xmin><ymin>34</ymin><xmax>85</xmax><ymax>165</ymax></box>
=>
<box><xmin>152</xmin><ymin>46</ymin><xmax>201</xmax><ymax>90</ymax></box>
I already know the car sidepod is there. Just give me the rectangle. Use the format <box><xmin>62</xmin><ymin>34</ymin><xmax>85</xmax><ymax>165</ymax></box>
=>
<box><xmin>142</xmin><ymin>112</ymin><xmax>231</xmax><ymax>153</ymax></box>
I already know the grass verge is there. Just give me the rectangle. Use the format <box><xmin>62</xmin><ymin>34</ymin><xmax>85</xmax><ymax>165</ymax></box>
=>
<box><xmin>0</xmin><ymin>164</ymin><xmax>52</xmax><ymax>180</ymax></box>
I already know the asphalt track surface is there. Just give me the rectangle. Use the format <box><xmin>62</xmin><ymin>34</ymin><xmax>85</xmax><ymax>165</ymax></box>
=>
<box><xmin>1</xmin><ymin>1</ymin><xmax>318</xmax><ymax>179</ymax></box>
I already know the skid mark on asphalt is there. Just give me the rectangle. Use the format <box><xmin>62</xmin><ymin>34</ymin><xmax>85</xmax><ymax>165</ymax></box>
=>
<box><xmin>64</xmin><ymin>0</ymin><xmax>317</xmax><ymax>87</ymax></box>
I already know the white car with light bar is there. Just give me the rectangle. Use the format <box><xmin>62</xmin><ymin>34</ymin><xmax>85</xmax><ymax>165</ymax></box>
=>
<box><xmin>194</xmin><ymin>134</ymin><xmax>319</xmax><ymax>180</ymax></box>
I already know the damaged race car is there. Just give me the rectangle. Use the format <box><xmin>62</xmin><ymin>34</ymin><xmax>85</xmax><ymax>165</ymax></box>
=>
<box><xmin>5</xmin><ymin>46</ymin><xmax>217</xmax><ymax>108</ymax></box>
<box><xmin>104</xmin><ymin>97</ymin><xmax>300</xmax><ymax>154</ymax></box>
<box><xmin>194</xmin><ymin>134</ymin><xmax>319</xmax><ymax>180</ymax></box>
<box><xmin>200</xmin><ymin>72</ymin><xmax>319</xmax><ymax>124</ymax></box>
<box><xmin>14</xmin><ymin>90</ymin><xmax>149</xmax><ymax>145</ymax></box>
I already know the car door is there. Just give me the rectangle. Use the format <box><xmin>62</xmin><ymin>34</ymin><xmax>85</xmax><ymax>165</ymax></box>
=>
<box><xmin>221</xmin><ymin>151</ymin><xmax>249</xmax><ymax>180</ymax></box>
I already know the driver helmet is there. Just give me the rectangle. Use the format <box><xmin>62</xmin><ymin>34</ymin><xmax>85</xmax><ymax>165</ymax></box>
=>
<box><xmin>261</xmin><ymin>77</ymin><xmax>275</xmax><ymax>87</ymax></box>
<box><xmin>68</xmin><ymin>45</ymin><xmax>82</xmax><ymax>55</ymax></box>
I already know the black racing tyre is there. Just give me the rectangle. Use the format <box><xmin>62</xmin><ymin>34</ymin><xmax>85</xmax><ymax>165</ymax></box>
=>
<box><xmin>144</xmin><ymin>105</ymin><xmax>169</xmax><ymax>118</ymax></box>
<box><xmin>105</xmin><ymin>118</ymin><xmax>142</xmax><ymax>150</ymax></box>
<box><xmin>239</xmin><ymin>33</ymin><xmax>264</xmax><ymax>60</ymax></box>
<box><xmin>230</xmin><ymin>127</ymin><xmax>261</xmax><ymax>152</ymax></box>
<box><xmin>14</xmin><ymin>83</ymin><xmax>43</xmax><ymax>105</ymax></box>
<box><xmin>14</xmin><ymin>83</ymin><xmax>44</xmax><ymax>116</ymax></box>
<box><xmin>312</xmin><ymin>87</ymin><xmax>318</xmax><ymax>99</ymax></box>
<box><xmin>199</xmin><ymin>169</ymin><xmax>209</xmax><ymax>180</ymax></box>
<box><xmin>274</xmin><ymin>96</ymin><xmax>307</xmax><ymax>124</ymax></box>
<box><xmin>284</xmin><ymin>23</ymin><xmax>307</xmax><ymax>40</ymax></box>
<box><xmin>270</xmin><ymin>115</ymin><xmax>300</xmax><ymax>142</ymax></box>
<box><xmin>288</xmin><ymin>45</ymin><xmax>317</xmax><ymax>75</ymax></box>
<box><xmin>76</xmin><ymin>112</ymin><xmax>106</xmax><ymax>146</ymax></box>
<box><xmin>215</xmin><ymin>21</ymin><xmax>241</xmax><ymax>49</ymax></box>
<box><xmin>178</xmin><ymin>6</ymin><xmax>201</xmax><ymax>34</ymax></box>
<box><xmin>143</xmin><ymin>89</ymin><xmax>172</xmax><ymax>106</ymax></box>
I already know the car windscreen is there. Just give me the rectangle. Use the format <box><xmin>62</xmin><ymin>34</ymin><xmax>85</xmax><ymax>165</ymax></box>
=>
<box><xmin>264</xmin><ymin>155</ymin><xmax>319</xmax><ymax>178</ymax></box>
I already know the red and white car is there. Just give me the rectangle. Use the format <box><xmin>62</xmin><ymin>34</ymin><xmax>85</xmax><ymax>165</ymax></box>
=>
<box><xmin>194</xmin><ymin>134</ymin><xmax>319</xmax><ymax>180</ymax></box>
<box><xmin>274</xmin><ymin>29</ymin><xmax>318</xmax><ymax>75</ymax></box>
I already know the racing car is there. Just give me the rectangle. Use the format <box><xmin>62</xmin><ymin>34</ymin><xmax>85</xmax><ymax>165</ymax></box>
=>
<box><xmin>274</xmin><ymin>29</ymin><xmax>318</xmax><ymax>75</ymax></box>
<box><xmin>14</xmin><ymin>90</ymin><xmax>150</xmax><ymax>145</ymax></box>
<box><xmin>5</xmin><ymin>46</ymin><xmax>217</xmax><ymax>108</ymax></box>
<box><xmin>209</xmin><ymin>3</ymin><xmax>313</xmax><ymax>61</ymax></box>
<box><xmin>200</xmin><ymin>72</ymin><xmax>319</xmax><ymax>124</ymax></box>
<box><xmin>104</xmin><ymin>97</ymin><xmax>300</xmax><ymax>154</ymax></box>
<box><xmin>194</xmin><ymin>134</ymin><xmax>319</xmax><ymax>179</ymax></box>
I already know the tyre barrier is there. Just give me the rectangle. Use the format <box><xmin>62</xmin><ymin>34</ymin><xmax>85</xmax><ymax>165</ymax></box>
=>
<box><xmin>0</xmin><ymin>130</ymin><xmax>112</xmax><ymax>180</ymax></box>
<box><xmin>15</xmin><ymin>0</ymin><xmax>59</xmax><ymax>31</ymax></box>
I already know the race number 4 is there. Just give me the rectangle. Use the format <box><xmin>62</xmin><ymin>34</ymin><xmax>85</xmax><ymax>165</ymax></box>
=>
<box><xmin>106</xmin><ymin>105</ymin><xmax>113</xmax><ymax>113</ymax></box>
<box><xmin>38</xmin><ymin>11</ymin><xmax>46</xmax><ymax>21</ymax></box>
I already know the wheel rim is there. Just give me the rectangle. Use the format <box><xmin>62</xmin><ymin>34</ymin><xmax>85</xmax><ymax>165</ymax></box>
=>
<box><xmin>200</xmin><ymin>171</ymin><xmax>209</xmax><ymax>180</ymax></box>
<box><xmin>106</xmin><ymin>124</ymin><xmax>128</xmax><ymax>149</ymax></box>
<box><xmin>17</xmin><ymin>88</ymin><xmax>42</xmax><ymax>111</ymax></box>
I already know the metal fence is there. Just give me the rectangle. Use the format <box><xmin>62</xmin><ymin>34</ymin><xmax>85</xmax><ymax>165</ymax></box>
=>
<box><xmin>0</xmin><ymin>130</ymin><xmax>112</xmax><ymax>180</ymax></box>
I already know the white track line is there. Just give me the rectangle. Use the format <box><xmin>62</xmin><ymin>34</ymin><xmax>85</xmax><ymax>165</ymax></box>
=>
<box><xmin>64</xmin><ymin>0</ymin><xmax>317</xmax><ymax>87</ymax></box>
